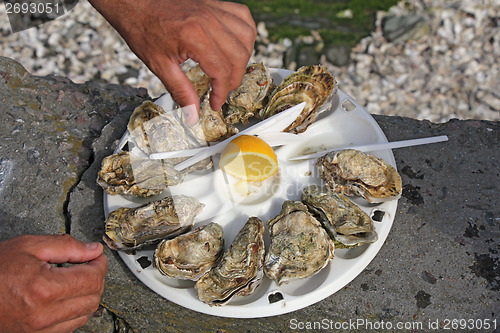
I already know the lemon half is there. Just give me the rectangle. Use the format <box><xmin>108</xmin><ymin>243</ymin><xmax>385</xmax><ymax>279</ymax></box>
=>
<box><xmin>219</xmin><ymin>135</ymin><xmax>278</xmax><ymax>181</ymax></box>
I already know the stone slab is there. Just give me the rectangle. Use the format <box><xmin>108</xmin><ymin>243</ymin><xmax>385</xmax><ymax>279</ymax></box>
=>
<box><xmin>1</xmin><ymin>56</ymin><xmax>498</xmax><ymax>332</ymax></box>
<box><xmin>70</xmin><ymin>101</ymin><xmax>499</xmax><ymax>330</ymax></box>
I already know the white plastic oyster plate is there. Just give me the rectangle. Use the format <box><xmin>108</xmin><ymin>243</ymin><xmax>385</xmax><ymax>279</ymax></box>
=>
<box><xmin>103</xmin><ymin>68</ymin><xmax>399</xmax><ymax>318</ymax></box>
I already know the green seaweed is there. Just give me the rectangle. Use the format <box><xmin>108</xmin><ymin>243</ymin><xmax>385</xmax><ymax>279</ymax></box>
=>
<box><xmin>235</xmin><ymin>0</ymin><xmax>400</xmax><ymax>46</ymax></box>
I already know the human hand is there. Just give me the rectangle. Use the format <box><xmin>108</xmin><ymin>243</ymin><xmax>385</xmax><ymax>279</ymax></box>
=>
<box><xmin>0</xmin><ymin>234</ymin><xmax>107</xmax><ymax>333</ymax></box>
<box><xmin>90</xmin><ymin>0</ymin><xmax>257</xmax><ymax>124</ymax></box>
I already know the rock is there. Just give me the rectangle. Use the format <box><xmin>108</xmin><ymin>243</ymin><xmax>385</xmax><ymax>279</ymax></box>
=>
<box><xmin>0</xmin><ymin>54</ymin><xmax>498</xmax><ymax>332</ymax></box>
<box><xmin>324</xmin><ymin>44</ymin><xmax>351</xmax><ymax>67</ymax></box>
<box><xmin>382</xmin><ymin>14</ymin><xmax>430</xmax><ymax>43</ymax></box>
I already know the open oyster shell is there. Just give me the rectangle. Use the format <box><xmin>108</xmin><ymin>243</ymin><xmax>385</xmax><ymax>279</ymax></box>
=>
<box><xmin>259</xmin><ymin>65</ymin><xmax>336</xmax><ymax>133</ymax></box>
<box><xmin>128</xmin><ymin>101</ymin><xmax>192</xmax><ymax>157</ymax></box>
<box><xmin>316</xmin><ymin>149</ymin><xmax>402</xmax><ymax>203</ymax></box>
<box><xmin>195</xmin><ymin>217</ymin><xmax>265</xmax><ymax>306</ymax></box>
<box><xmin>264</xmin><ymin>201</ymin><xmax>335</xmax><ymax>285</ymax></box>
<box><xmin>97</xmin><ymin>151</ymin><xmax>187</xmax><ymax>197</ymax></box>
<box><xmin>184</xmin><ymin>65</ymin><xmax>239</xmax><ymax>142</ymax></box>
<box><xmin>301</xmin><ymin>185</ymin><xmax>378</xmax><ymax>247</ymax></box>
<box><xmin>103</xmin><ymin>195</ymin><xmax>204</xmax><ymax>253</ymax></box>
<box><xmin>224</xmin><ymin>63</ymin><xmax>274</xmax><ymax>125</ymax></box>
<box><xmin>154</xmin><ymin>222</ymin><xmax>224</xmax><ymax>280</ymax></box>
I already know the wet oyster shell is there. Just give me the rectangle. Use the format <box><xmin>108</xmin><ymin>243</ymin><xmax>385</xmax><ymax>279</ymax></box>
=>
<box><xmin>154</xmin><ymin>222</ymin><xmax>224</xmax><ymax>280</ymax></box>
<box><xmin>196</xmin><ymin>91</ymin><xmax>239</xmax><ymax>142</ymax></box>
<box><xmin>195</xmin><ymin>217</ymin><xmax>265</xmax><ymax>306</ymax></box>
<box><xmin>224</xmin><ymin>63</ymin><xmax>274</xmax><ymax>125</ymax></box>
<box><xmin>259</xmin><ymin>65</ymin><xmax>336</xmax><ymax>133</ymax></box>
<box><xmin>103</xmin><ymin>195</ymin><xmax>204</xmax><ymax>253</ymax></box>
<box><xmin>264</xmin><ymin>201</ymin><xmax>335</xmax><ymax>285</ymax></box>
<box><xmin>184</xmin><ymin>65</ymin><xmax>239</xmax><ymax>142</ymax></box>
<box><xmin>185</xmin><ymin>64</ymin><xmax>211</xmax><ymax>99</ymax></box>
<box><xmin>128</xmin><ymin>101</ymin><xmax>192</xmax><ymax>156</ymax></box>
<box><xmin>97</xmin><ymin>151</ymin><xmax>186</xmax><ymax>197</ymax></box>
<box><xmin>301</xmin><ymin>185</ymin><xmax>378</xmax><ymax>247</ymax></box>
<box><xmin>316</xmin><ymin>149</ymin><xmax>402</xmax><ymax>203</ymax></box>
<box><xmin>126</xmin><ymin>100</ymin><xmax>213</xmax><ymax>172</ymax></box>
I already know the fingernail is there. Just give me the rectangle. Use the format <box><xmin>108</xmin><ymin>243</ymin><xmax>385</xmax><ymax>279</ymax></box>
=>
<box><xmin>86</xmin><ymin>242</ymin><xmax>100</xmax><ymax>251</ymax></box>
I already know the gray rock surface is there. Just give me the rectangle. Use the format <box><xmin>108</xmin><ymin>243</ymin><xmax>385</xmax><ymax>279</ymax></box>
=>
<box><xmin>1</xmin><ymin>56</ymin><xmax>498</xmax><ymax>332</ymax></box>
<box><xmin>0</xmin><ymin>56</ymin><xmax>148</xmax><ymax>240</ymax></box>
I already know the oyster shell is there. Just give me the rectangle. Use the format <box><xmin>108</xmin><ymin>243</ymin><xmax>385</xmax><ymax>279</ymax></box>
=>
<box><xmin>264</xmin><ymin>201</ymin><xmax>334</xmax><ymax>285</ymax></box>
<box><xmin>97</xmin><ymin>151</ymin><xmax>186</xmax><ymax>197</ymax></box>
<box><xmin>194</xmin><ymin>91</ymin><xmax>239</xmax><ymax>142</ymax></box>
<box><xmin>224</xmin><ymin>63</ymin><xmax>274</xmax><ymax>125</ymax></box>
<box><xmin>259</xmin><ymin>65</ymin><xmax>336</xmax><ymax>133</ymax></box>
<box><xmin>184</xmin><ymin>65</ymin><xmax>239</xmax><ymax>142</ymax></box>
<box><xmin>195</xmin><ymin>217</ymin><xmax>265</xmax><ymax>306</ymax></box>
<box><xmin>185</xmin><ymin>64</ymin><xmax>211</xmax><ymax>99</ymax></box>
<box><xmin>103</xmin><ymin>195</ymin><xmax>204</xmax><ymax>252</ymax></box>
<box><xmin>126</xmin><ymin>101</ymin><xmax>213</xmax><ymax>171</ymax></box>
<box><xmin>128</xmin><ymin>101</ymin><xmax>191</xmax><ymax>156</ymax></box>
<box><xmin>316</xmin><ymin>149</ymin><xmax>402</xmax><ymax>203</ymax></box>
<box><xmin>301</xmin><ymin>185</ymin><xmax>378</xmax><ymax>247</ymax></box>
<box><xmin>154</xmin><ymin>222</ymin><xmax>224</xmax><ymax>280</ymax></box>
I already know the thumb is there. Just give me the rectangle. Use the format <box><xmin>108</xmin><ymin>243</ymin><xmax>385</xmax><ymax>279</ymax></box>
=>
<box><xmin>30</xmin><ymin>234</ymin><xmax>104</xmax><ymax>264</ymax></box>
<box><xmin>156</xmin><ymin>61</ymin><xmax>200</xmax><ymax>125</ymax></box>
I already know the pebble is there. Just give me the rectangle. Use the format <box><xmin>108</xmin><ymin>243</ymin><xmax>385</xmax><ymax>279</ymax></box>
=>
<box><xmin>0</xmin><ymin>0</ymin><xmax>498</xmax><ymax>123</ymax></box>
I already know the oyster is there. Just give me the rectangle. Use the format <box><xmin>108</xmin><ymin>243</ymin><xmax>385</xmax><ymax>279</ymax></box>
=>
<box><xmin>97</xmin><ymin>151</ymin><xmax>186</xmax><ymax>197</ymax></box>
<box><xmin>195</xmin><ymin>91</ymin><xmax>238</xmax><ymax>142</ymax></box>
<box><xmin>264</xmin><ymin>201</ymin><xmax>334</xmax><ymax>285</ymax></box>
<box><xmin>195</xmin><ymin>217</ymin><xmax>265</xmax><ymax>306</ymax></box>
<box><xmin>316</xmin><ymin>149</ymin><xmax>402</xmax><ymax>203</ymax></box>
<box><xmin>185</xmin><ymin>64</ymin><xmax>211</xmax><ymax>99</ymax></box>
<box><xmin>154</xmin><ymin>222</ymin><xmax>224</xmax><ymax>280</ymax></box>
<box><xmin>127</xmin><ymin>100</ymin><xmax>213</xmax><ymax>171</ymax></box>
<box><xmin>103</xmin><ymin>195</ymin><xmax>204</xmax><ymax>252</ymax></box>
<box><xmin>259</xmin><ymin>65</ymin><xmax>336</xmax><ymax>133</ymax></box>
<box><xmin>184</xmin><ymin>65</ymin><xmax>239</xmax><ymax>142</ymax></box>
<box><xmin>224</xmin><ymin>63</ymin><xmax>274</xmax><ymax>124</ymax></box>
<box><xmin>301</xmin><ymin>185</ymin><xmax>378</xmax><ymax>247</ymax></box>
<box><xmin>128</xmin><ymin>101</ymin><xmax>193</xmax><ymax>155</ymax></box>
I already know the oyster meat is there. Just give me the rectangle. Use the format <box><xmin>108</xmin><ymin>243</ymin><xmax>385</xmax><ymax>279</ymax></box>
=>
<box><xmin>103</xmin><ymin>195</ymin><xmax>204</xmax><ymax>252</ymax></box>
<box><xmin>301</xmin><ymin>185</ymin><xmax>378</xmax><ymax>247</ymax></box>
<box><xmin>97</xmin><ymin>151</ymin><xmax>187</xmax><ymax>197</ymax></box>
<box><xmin>316</xmin><ymin>149</ymin><xmax>402</xmax><ymax>203</ymax></box>
<box><xmin>195</xmin><ymin>217</ymin><xmax>265</xmax><ymax>306</ymax></box>
<box><xmin>224</xmin><ymin>63</ymin><xmax>274</xmax><ymax>125</ymax></box>
<box><xmin>264</xmin><ymin>201</ymin><xmax>335</xmax><ymax>285</ymax></box>
<box><xmin>154</xmin><ymin>222</ymin><xmax>225</xmax><ymax>280</ymax></box>
<box><xmin>259</xmin><ymin>65</ymin><xmax>336</xmax><ymax>133</ymax></box>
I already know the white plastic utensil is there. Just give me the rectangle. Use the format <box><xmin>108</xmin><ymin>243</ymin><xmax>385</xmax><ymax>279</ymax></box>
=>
<box><xmin>173</xmin><ymin>102</ymin><xmax>306</xmax><ymax>171</ymax></box>
<box><xmin>148</xmin><ymin>132</ymin><xmax>302</xmax><ymax>160</ymax></box>
<box><xmin>288</xmin><ymin>135</ymin><xmax>449</xmax><ymax>161</ymax></box>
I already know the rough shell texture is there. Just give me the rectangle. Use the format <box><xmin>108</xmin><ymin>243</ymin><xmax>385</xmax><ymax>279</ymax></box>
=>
<box><xmin>301</xmin><ymin>185</ymin><xmax>378</xmax><ymax>247</ymax></box>
<box><xmin>316</xmin><ymin>149</ymin><xmax>402</xmax><ymax>202</ymax></box>
<box><xmin>185</xmin><ymin>65</ymin><xmax>211</xmax><ymax>99</ymax></box>
<box><xmin>127</xmin><ymin>101</ymin><xmax>191</xmax><ymax>155</ymax></box>
<box><xmin>97</xmin><ymin>151</ymin><xmax>186</xmax><ymax>197</ymax></box>
<box><xmin>126</xmin><ymin>101</ymin><xmax>213</xmax><ymax>171</ymax></box>
<box><xmin>184</xmin><ymin>66</ymin><xmax>239</xmax><ymax>142</ymax></box>
<box><xmin>153</xmin><ymin>222</ymin><xmax>224</xmax><ymax>280</ymax></box>
<box><xmin>103</xmin><ymin>195</ymin><xmax>204</xmax><ymax>253</ymax></box>
<box><xmin>264</xmin><ymin>201</ymin><xmax>334</xmax><ymax>285</ymax></box>
<box><xmin>259</xmin><ymin>65</ymin><xmax>336</xmax><ymax>133</ymax></box>
<box><xmin>224</xmin><ymin>63</ymin><xmax>275</xmax><ymax>125</ymax></box>
<box><xmin>195</xmin><ymin>217</ymin><xmax>265</xmax><ymax>306</ymax></box>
